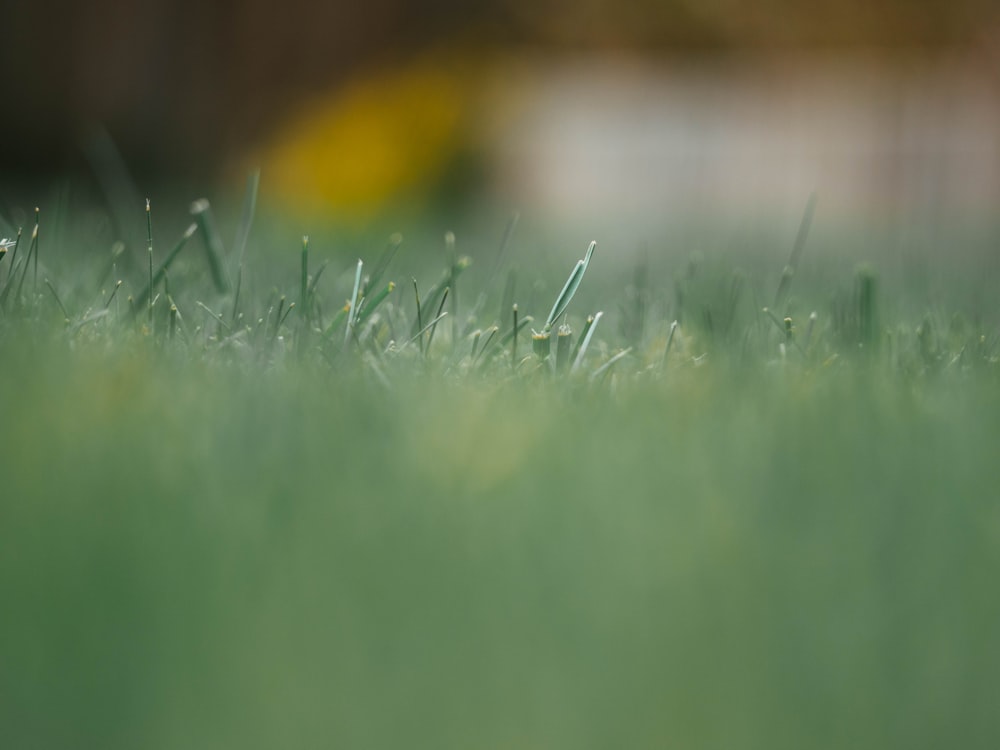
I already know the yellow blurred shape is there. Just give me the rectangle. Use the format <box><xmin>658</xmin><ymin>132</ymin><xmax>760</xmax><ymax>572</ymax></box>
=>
<box><xmin>261</xmin><ymin>61</ymin><xmax>469</xmax><ymax>217</ymax></box>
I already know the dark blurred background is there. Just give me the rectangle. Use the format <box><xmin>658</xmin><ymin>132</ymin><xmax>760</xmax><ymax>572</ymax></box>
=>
<box><xmin>2</xmin><ymin>0</ymin><xmax>1000</xmax><ymax>221</ymax></box>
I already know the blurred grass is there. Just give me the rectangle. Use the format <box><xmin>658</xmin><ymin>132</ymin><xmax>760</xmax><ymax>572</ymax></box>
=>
<box><xmin>1</xmin><ymin>186</ymin><xmax>999</xmax><ymax>747</ymax></box>
<box><xmin>2</xmin><ymin>331</ymin><xmax>999</xmax><ymax>747</ymax></box>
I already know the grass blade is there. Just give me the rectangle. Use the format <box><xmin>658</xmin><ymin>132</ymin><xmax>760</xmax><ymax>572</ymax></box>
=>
<box><xmin>146</xmin><ymin>200</ymin><xmax>154</xmax><ymax>326</ymax></box>
<box><xmin>774</xmin><ymin>191</ymin><xmax>818</xmax><ymax>309</ymax></box>
<box><xmin>300</xmin><ymin>236</ymin><xmax>309</xmax><ymax>315</ymax></box>
<box><xmin>14</xmin><ymin>218</ymin><xmax>39</xmax><ymax>305</ymax></box>
<box><xmin>233</xmin><ymin>169</ymin><xmax>260</xmax><ymax>267</ymax></box>
<box><xmin>591</xmin><ymin>347</ymin><xmax>632</xmax><ymax>382</ymax></box>
<box><xmin>570</xmin><ymin>311</ymin><xmax>603</xmax><ymax>374</ymax></box>
<box><xmin>477</xmin><ymin>313</ymin><xmax>534</xmax><ymax>369</ymax></box>
<box><xmin>366</xmin><ymin>233</ymin><xmax>402</xmax><ymax>297</ymax></box>
<box><xmin>44</xmin><ymin>279</ymin><xmax>70</xmax><ymax>321</ymax></box>
<box><xmin>344</xmin><ymin>259</ymin><xmax>363</xmax><ymax>348</ymax></box>
<box><xmin>132</xmin><ymin>223</ymin><xmax>198</xmax><ymax>313</ymax></box>
<box><xmin>190</xmin><ymin>199</ymin><xmax>229</xmax><ymax>293</ymax></box>
<box><xmin>357</xmin><ymin>281</ymin><xmax>396</xmax><ymax>325</ymax></box>
<box><xmin>425</xmin><ymin>287</ymin><xmax>449</xmax><ymax>354</ymax></box>
<box><xmin>545</xmin><ymin>241</ymin><xmax>596</xmax><ymax>331</ymax></box>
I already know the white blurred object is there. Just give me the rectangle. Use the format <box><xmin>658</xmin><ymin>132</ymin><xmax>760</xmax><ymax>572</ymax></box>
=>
<box><xmin>485</xmin><ymin>54</ymin><xmax>1000</xmax><ymax>223</ymax></box>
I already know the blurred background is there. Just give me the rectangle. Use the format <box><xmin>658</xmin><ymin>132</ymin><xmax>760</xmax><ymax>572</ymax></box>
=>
<box><xmin>2</xmin><ymin>0</ymin><xmax>1000</xmax><ymax>229</ymax></box>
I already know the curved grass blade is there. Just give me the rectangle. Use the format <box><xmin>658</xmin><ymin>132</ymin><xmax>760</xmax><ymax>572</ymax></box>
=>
<box><xmin>591</xmin><ymin>347</ymin><xmax>632</xmax><ymax>382</ymax></box>
<box><xmin>545</xmin><ymin>241</ymin><xmax>596</xmax><ymax>331</ymax></box>
<box><xmin>401</xmin><ymin>312</ymin><xmax>448</xmax><ymax>351</ymax></box>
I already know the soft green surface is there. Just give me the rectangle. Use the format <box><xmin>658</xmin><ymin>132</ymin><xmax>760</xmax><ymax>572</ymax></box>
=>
<box><xmin>1</xmin><ymin>198</ymin><xmax>999</xmax><ymax>748</ymax></box>
<box><xmin>3</xmin><ymin>345</ymin><xmax>999</xmax><ymax>748</ymax></box>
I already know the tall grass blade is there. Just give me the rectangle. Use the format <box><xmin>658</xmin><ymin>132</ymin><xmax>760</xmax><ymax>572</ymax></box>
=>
<box><xmin>774</xmin><ymin>191</ymin><xmax>818</xmax><ymax>309</ymax></box>
<box><xmin>233</xmin><ymin>169</ymin><xmax>260</xmax><ymax>267</ymax></box>
<box><xmin>545</xmin><ymin>241</ymin><xmax>596</xmax><ymax>331</ymax></box>
<box><xmin>511</xmin><ymin>304</ymin><xmax>519</xmax><ymax>366</ymax></box>
<box><xmin>190</xmin><ymin>199</ymin><xmax>229</xmax><ymax>293</ymax></box>
<box><xmin>195</xmin><ymin>301</ymin><xmax>232</xmax><ymax>333</ymax></box>
<box><xmin>570</xmin><ymin>311</ymin><xmax>603</xmax><ymax>373</ymax></box>
<box><xmin>82</xmin><ymin>125</ymin><xmax>144</xmax><ymax>249</ymax></box>
<box><xmin>473</xmin><ymin>326</ymin><xmax>499</xmax><ymax>365</ymax></box>
<box><xmin>357</xmin><ymin>282</ymin><xmax>396</xmax><ymax>325</ymax></box>
<box><xmin>425</xmin><ymin>287</ymin><xmax>449</xmax><ymax>354</ymax></box>
<box><xmin>14</xmin><ymin>220</ymin><xmax>39</xmax><ymax>305</ymax></box>
<box><xmin>344</xmin><ymin>259</ymin><xmax>363</xmax><ymax>348</ymax></box>
<box><xmin>479</xmin><ymin>313</ymin><xmax>533</xmax><ymax>369</ymax></box>
<box><xmin>0</xmin><ymin>257</ymin><xmax>23</xmax><ymax>308</ymax></box>
<box><xmin>412</xmin><ymin>278</ymin><xmax>424</xmax><ymax>356</ymax></box>
<box><xmin>103</xmin><ymin>280</ymin><xmax>123</xmax><ymax>310</ymax></box>
<box><xmin>402</xmin><ymin>312</ymin><xmax>448</xmax><ymax>350</ymax></box>
<box><xmin>300</xmin><ymin>236</ymin><xmax>309</xmax><ymax>314</ymax></box>
<box><xmin>857</xmin><ymin>265</ymin><xmax>878</xmax><ymax>352</ymax></box>
<box><xmin>499</xmin><ymin>268</ymin><xmax>517</xmax><ymax>326</ymax></box>
<box><xmin>661</xmin><ymin>320</ymin><xmax>679</xmax><ymax>369</ymax></box>
<box><xmin>132</xmin><ymin>223</ymin><xmax>198</xmax><ymax>313</ymax></box>
<box><xmin>44</xmin><ymin>279</ymin><xmax>70</xmax><ymax>321</ymax></box>
<box><xmin>488</xmin><ymin>211</ymin><xmax>519</xmax><ymax>285</ymax></box>
<box><xmin>32</xmin><ymin>207</ymin><xmax>39</xmax><ymax>293</ymax></box>
<box><xmin>367</xmin><ymin>233</ymin><xmax>403</xmax><ymax>297</ymax></box>
<box><xmin>146</xmin><ymin>200</ymin><xmax>154</xmax><ymax>327</ymax></box>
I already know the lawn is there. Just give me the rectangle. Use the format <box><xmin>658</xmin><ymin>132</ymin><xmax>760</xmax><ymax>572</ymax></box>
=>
<box><xmin>1</xmin><ymin>188</ymin><xmax>998</xmax><ymax>748</ymax></box>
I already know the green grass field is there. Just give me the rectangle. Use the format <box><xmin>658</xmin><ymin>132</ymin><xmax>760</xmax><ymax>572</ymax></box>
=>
<box><xmin>1</xmin><ymin>190</ymin><xmax>999</xmax><ymax>748</ymax></box>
